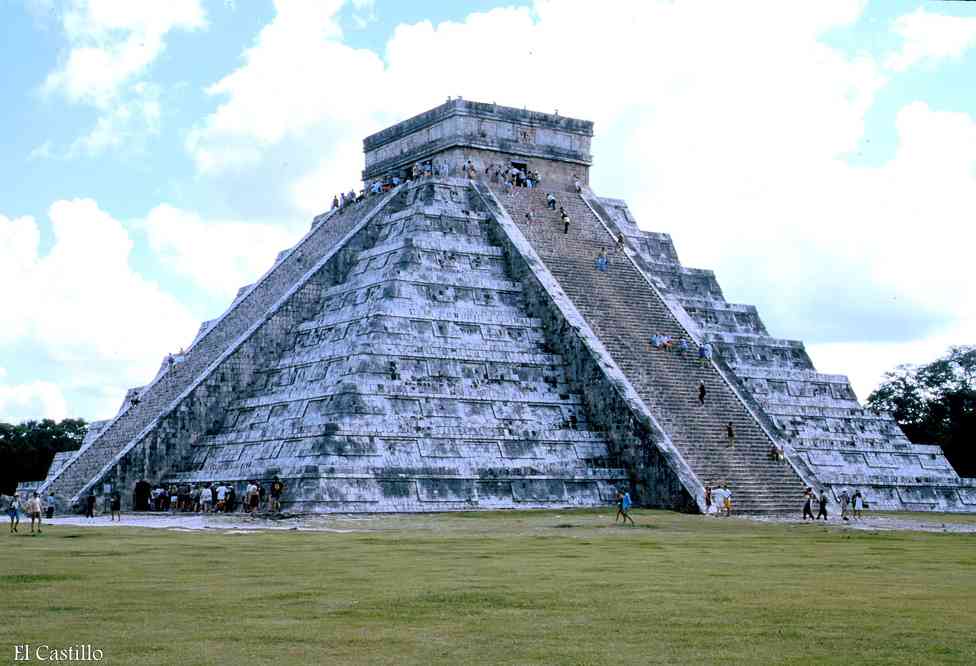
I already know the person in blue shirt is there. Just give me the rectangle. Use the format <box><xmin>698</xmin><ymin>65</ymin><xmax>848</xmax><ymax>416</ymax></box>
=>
<box><xmin>6</xmin><ymin>494</ymin><xmax>21</xmax><ymax>533</ymax></box>
<box><xmin>698</xmin><ymin>342</ymin><xmax>713</xmax><ymax>368</ymax></box>
<box><xmin>594</xmin><ymin>248</ymin><xmax>609</xmax><ymax>272</ymax></box>
<box><xmin>615</xmin><ymin>489</ymin><xmax>635</xmax><ymax>525</ymax></box>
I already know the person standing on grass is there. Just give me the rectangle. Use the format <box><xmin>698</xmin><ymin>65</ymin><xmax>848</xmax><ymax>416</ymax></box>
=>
<box><xmin>698</xmin><ymin>381</ymin><xmax>707</xmax><ymax>406</ymax></box>
<box><xmin>802</xmin><ymin>487</ymin><xmax>815</xmax><ymax>521</ymax></box>
<box><xmin>721</xmin><ymin>485</ymin><xmax>733</xmax><ymax>517</ymax></box>
<box><xmin>704</xmin><ymin>486</ymin><xmax>712</xmax><ymax>515</ymax></box>
<box><xmin>615</xmin><ymin>489</ymin><xmax>635</xmax><ymax>525</ymax></box>
<box><xmin>852</xmin><ymin>490</ymin><xmax>864</xmax><ymax>519</ymax></box>
<box><xmin>839</xmin><ymin>489</ymin><xmax>851</xmax><ymax>522</ymax></box>
<box><xmin>26</xmin><ymin>492</ymin><xmax>43</xmax><ymax>534</ymax></box>
<box><xmin>110</xmin><ymin>491</ymin><xmax>121</xmax><ymax>522</ymax></box>
<box><xmin>726</xmin><ymin>421</ymin><xmax>735</xmax><ymax>448</ymax></box>
<box><xmin>7</xmin><ymin>493</ymin><xmax>21</xmax><ymax>533</ymax></box>
<box><xmin>711</xmin><ymin>484</ymin><xmax>729</xmax><ymax>516</ymax></box>
<box><xmin>816</xmin><ymin>491</ymin><xmax>829</xmax><ymax>521</ymax></box>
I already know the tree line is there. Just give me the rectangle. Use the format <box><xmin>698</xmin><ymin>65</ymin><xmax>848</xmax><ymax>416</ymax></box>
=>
<box><xmin>867</xmin><ymin>345</ymin><xmax>975</xmax><ymax>477</ymax></box>
<box><xmin>0</xmin><ymin>418</ymin><xmax>87</xmax><ymax>495</ymax></box>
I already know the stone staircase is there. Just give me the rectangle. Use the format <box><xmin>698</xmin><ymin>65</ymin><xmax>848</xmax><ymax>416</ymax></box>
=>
<box><xmin>39</xmin><ymin>191</ymin><xmax>399</xmax><ymax>505</ymax></box>
<box><xmin>494</xmin><ymin>185</ymin><xmax>806</xmax><ymax>512</ymax></box>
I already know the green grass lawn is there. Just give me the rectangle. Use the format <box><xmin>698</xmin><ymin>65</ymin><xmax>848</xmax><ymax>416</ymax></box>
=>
<box><xmin>2</xmin><ymin>510</ymin><xmax>974</xmax><ymax>665</ymax></box>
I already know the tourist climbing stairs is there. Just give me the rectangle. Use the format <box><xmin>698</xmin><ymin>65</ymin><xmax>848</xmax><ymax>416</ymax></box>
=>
<box><xmin>492</xmin><ymin>185</ymin><xmax>805</xmax><ymax>513</ymax></box>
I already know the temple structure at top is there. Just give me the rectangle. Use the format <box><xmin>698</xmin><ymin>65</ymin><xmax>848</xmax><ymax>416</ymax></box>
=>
<box><xmin>26</xmin><ymin>99</ymin><xmax>974</xmax><ymax>515</ymax></box>
<box><xmin>362</xmin><ymin>98</ymin><xmax>593</xmax><ymax>185</ymax></box>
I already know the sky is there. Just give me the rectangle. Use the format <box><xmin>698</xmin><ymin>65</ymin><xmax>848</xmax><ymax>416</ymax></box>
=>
<box><xmin>1</xmin><ymin>0</ymin><xmax>975</xmax><ymax>423</ymax></box>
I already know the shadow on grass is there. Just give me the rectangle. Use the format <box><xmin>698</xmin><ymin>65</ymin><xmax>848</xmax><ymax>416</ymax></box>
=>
<box><xmin>0</xmin><ymin>574</ymin><xmax>82</xmax><ymax>584</ymax></box>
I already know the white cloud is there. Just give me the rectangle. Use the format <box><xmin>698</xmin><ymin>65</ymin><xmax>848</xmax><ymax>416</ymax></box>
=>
<box><xmin>68</xmin><ymin>82</ymin><xmax>162</xmax><ymax>156</ymax></box>
<box><xmin>886</xmin><ymin>7</ymin><xmax>976</xmax><ymax>72</ymax></box>
<box><xmin>289</xmin><ymin>138</ymin><xmax>364</xmax><ymax>215</ymax></box>
<box><xmin>186</xmin><ymin>0</ymin><xmax>384</xmax><ymax>175</ymax></box>
<box><xmin>41</xmin><ymin>0</ymin><xmax>206</xmax><ymax>153</ymax></box>
<box><xmin>44</xmin><ymin>0</ymin><xmax>207</xmax><ymax>106</ymax></box>
<box><xmin>0</xmin><ymin>213</ymin><xmax>42</xmax><ymax>343</ymax></box>
<box><xmin>0</xmin><ymin>200</ymin><xmax>199</xmax><ymax>419</ymax></box>
<box><xmin>143</xmin><ymin>204</ymin><xmax>300</xmax><ymax>298</ymax></box>
<box><xmin>0</xmin><ymin>373</ymin><xmax>69</xmax><ymax>423</ymax></box>
<box><xmin>28</xmin><ymin>141</ymin><xmax>55</xmax><ymax>161</ymax></box>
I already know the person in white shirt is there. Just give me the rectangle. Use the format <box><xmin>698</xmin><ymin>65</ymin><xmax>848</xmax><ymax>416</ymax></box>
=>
<box><xmin>852</xmin><ymin>490</ymin><xmax>865</xmax><ymax>519</ymax></box>
<box><xmin>245</xmin><ymin>482</ymin><xmax>258</xmax><ymax>513</ymax></box>
<box><xmin>712</xmin><ymin>485</ymin><xmax>732</xmax><ymax>517</ymax></box>
<box><xmin>215</xmin><ymin>484</ymin><xmax>228</xmax><ymax>512</ymax></box>
<box><xmin>200</xmin><ymin>486</ymin><xmax>213</xmax><ymax>513</ymax></box>
<box><xmin>26</xmin><ymin>492</ymin><xmax>43</xmax><ymax>534</ymax></box>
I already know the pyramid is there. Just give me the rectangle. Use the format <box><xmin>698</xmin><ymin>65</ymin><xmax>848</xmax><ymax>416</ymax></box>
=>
<box><xmin>37</xmin><ymin>99</ymin><xmax>974</xmax><ymax>514</ymax></box>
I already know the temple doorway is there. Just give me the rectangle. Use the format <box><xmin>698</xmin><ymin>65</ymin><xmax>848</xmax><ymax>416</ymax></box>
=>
<box><xmin>133</xmin><ymin>480</ymin><xmax>151</xmax><ymax>511</ymax></box>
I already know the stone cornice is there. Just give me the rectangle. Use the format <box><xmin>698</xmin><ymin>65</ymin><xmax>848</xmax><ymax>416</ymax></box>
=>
<box><xmin>364</xmin><ymin>98</ymin><xmax>592</xmax><ymax>153</ymax></box>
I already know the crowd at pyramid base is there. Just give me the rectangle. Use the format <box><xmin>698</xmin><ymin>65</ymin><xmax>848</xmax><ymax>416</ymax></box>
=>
<box><xmin>24</xmin><ymin>99</ymin><xmax>975</xmax><ymax>515</ymax></box>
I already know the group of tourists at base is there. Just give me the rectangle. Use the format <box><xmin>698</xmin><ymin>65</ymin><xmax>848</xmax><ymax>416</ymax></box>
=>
<box><xmin>142</xmin><ymin>477</ymin><xmax>286</xmax><ymax>515</ymax></box>
<box><xmin>801</xmin><ymin>486</ymin><xmax>865</xmax><ymax>521</ymax></box>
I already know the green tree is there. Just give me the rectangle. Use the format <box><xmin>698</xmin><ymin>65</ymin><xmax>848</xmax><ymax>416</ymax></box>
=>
<box><xmin>867</xmin><ymin>346</ymin><xmax>976</xmax><ymax>477</ymax></box>
<box><xmin>0</xmin><ymin>418</ymin><xmax>87</xmax><ymax>495</ymax></box>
